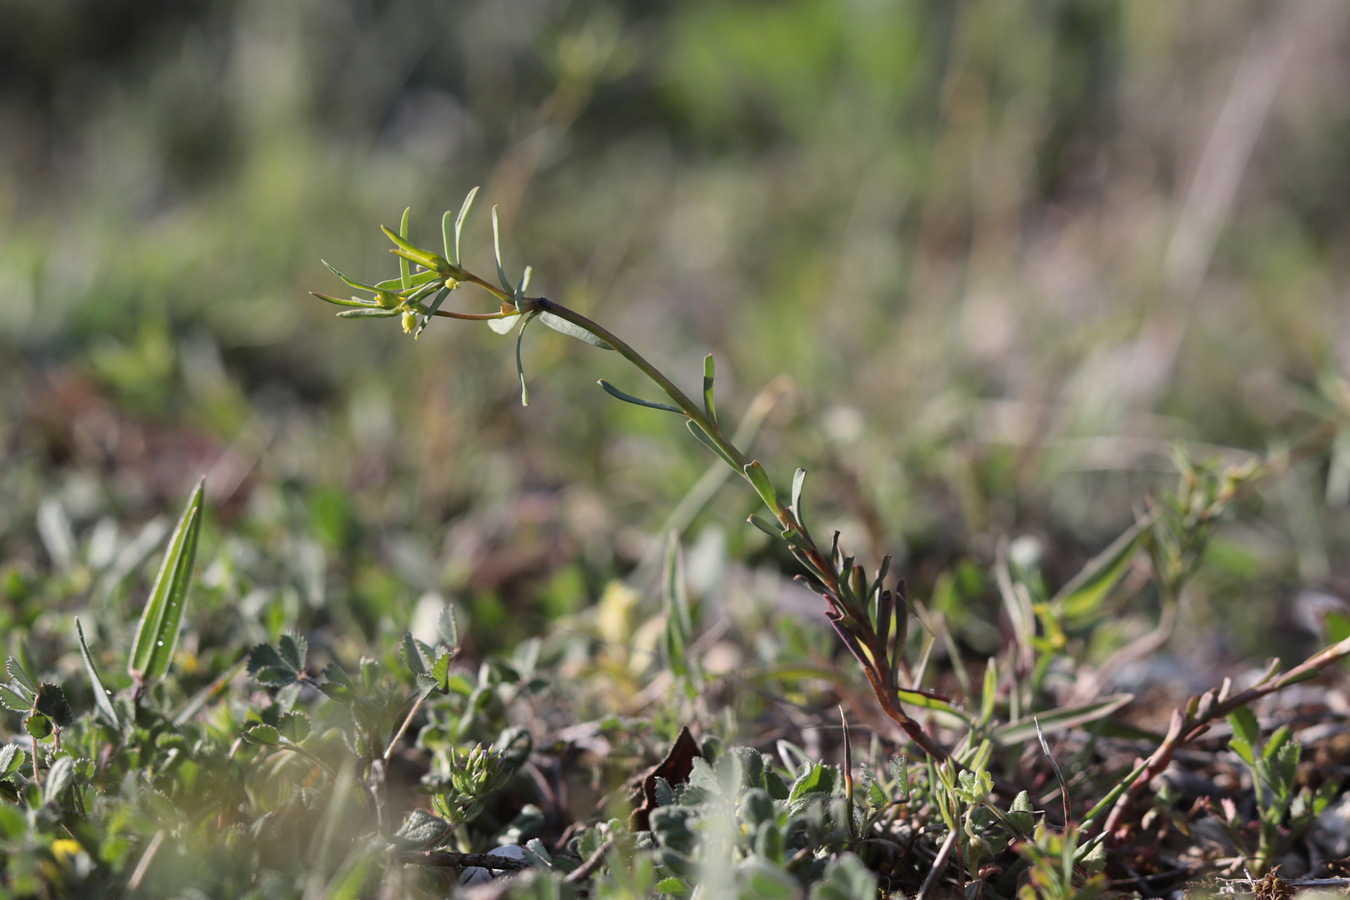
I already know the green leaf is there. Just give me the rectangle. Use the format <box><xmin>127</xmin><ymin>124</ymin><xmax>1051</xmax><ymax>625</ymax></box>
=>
<box><xmin>398</xmin><ymin>207</ymin><xmax>412</xmax><ymax>291</ymax></box>
<box><xmin>375</xmin><ymin>270</ymin><xmax>439</xmax><ymax>292</ymax></box>
<box><xmin>599</xmin><ymin>379</ymin><xmax>683</xmax><ymax>414</ymax></box>
<box><xmin>702</xmin><ymin>355</ymin><xmax>717</xmax><ymax>426</ymax></box>
<box><xmin>394</xmin><ymin>810</ymin><xmax>452</xmax><ymax>850</ymax></box>
<box><xmin>402</xmin><ymin>634</ymin><xmax>435</xmax><ymax>677</ymax></box>
<box><xmin>811</xmin><ymin>853</ymin><xmax>878</xmax><ymax>900</ymax></box>
<box><xmin>25</xmin><ymin>713</ymin><xmax>52</xmax><ymax>741</ymax></box>
<box><xmin>128</xmin><ymin>479</ymin><xmax>204</xmax><ymax>683</ymax></box>
<box><xmin>787</xmin><ymin>762</ymin><xmax>838</xmax><ymax>803</ymax></box>
<box><xmin>438</xmin><ymin>604</ymin><xmax>459</xmax><ymax>649</ymax></box>
<box><xmin>743</xmin><ymin>461</ymin><xmax>781</xmax><ymax>514</ymax></box>
<box><xmin>75</xmin><ymin>618</ymin><xmax>120</xmax><ymax>729</ymax></box>
<box><xmin>491</xmin><ymin>206</ymin><xmax>514</xmax><ymax>295</ymax></box>
<box><xmin>311</xmin><ymin>292</ymin><xmax>375</xmax><ymax>309</ymax></box>
<box><xmin>1228</xmin><ymin>706</ymin><xmax>1260</xmax><ymax>766</ymax></box>
<box><xmin>748</xmin><ymin>514</ymin><xmax>782</xmax><ymax>539</ymax></box>
<box><xmin>248</xmin><ymin>633</ymin><xmax>309</xmax><ymax>687</ymax></box>
<box><xmin>0</xmin><ymin>744</ymin><xmax>24</xmax><ymax>778</ymax></box>
<box><xmin>33</xmin><ymin>683</ymin><xmax>72</xmax><ymax>729</ymax></box>
<box><xmin>993</xmin><ymin>694</ymin><xmax>1132</xmax><ymax>744</ymax></box>
<box><xmin>382</xmin><ymin>225</ymin><xmax>448</xmax><ymax>272</ymax></box>
<box><xmin>42</xmin><ymin>755</ymin><xmax>74</xmax><ymax>806</ymax></box>
<box><xmin>452</xmin><ymin>187</ymin><xmax>479</xmax><ymax>266</ymax></box>
<box><xmin>686</xmin><ymin>420</ymin><xmax>740</xmax><ymax>469</ymax></box>
<box><xmin>320</xmin><ymin>259</ymin><xmax>377</xmax><ymax>292</ymax></box>
<box><xmin>6</xmin><ymin>658</ymin><xmax>37</xmax><ymax>695</ymax></box>
<box><xmin>791</xmin><ymin>468</ymin><xmax>807</xmax><ymax>520</ymax></box>
<box><xmin>243</xmin><ymin>723</ymin><xmax>281</xmax><ymax>746</ymax></box>
<box><xmin>1052</xmin><ymin>513</ymin><xmax>1154</xmax><ymax>619</ymax></box>
<box><xmin>413</xmin><ymin>287</ymin><xmax>450</xmax><ymax>339</ymax></box>
<box><xmin>0</xmin><ymin>683</ymin><xmax>29</xmax><ymax>713</ymax></box>
<box><xmin>539</xmin><ymin>312</ymin><xmax>613</xmax><ymax>349</ymax></box>
<box><xmin>336</xmin><ymin>308</ymin><xmax>400</xmax><ymax>319</ymax></box>
<box><xmin>515</xmin><ymin>311</ymin><xmax>539</xmax><ymax>406</ymax></box>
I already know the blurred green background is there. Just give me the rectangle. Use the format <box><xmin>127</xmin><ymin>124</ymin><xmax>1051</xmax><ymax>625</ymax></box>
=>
<box><xmin>3</xmin><ymin>0</ymin><xmax>1349</xmax><ymax>671</ymax></box>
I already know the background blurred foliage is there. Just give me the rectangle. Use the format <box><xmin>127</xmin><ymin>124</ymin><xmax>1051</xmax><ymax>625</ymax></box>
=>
<box><xmin>1</xmin><ymin>0</ymin><xmax>1348</xmax><ymax>662</ymax></box>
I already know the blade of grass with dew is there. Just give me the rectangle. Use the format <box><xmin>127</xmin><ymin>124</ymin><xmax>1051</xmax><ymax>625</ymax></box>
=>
<box><xmin>128</xmin><ymin>479</ymin><xmax>205</xmax><ymax>684</ymax></box>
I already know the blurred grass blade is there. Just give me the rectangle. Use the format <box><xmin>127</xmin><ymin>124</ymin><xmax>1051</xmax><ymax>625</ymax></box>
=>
<box><xmin>599</xmin><ymin>379</ymin><xmax>683</xmax><ymax>414</ymax></box>
<box><xmin>540</xmin><ymin>313</ymin><xmax>613</xmax><ymax>349</ymax></box>
<box><xmin>75</xmin><ymin>618</ymin><xmax>119</xmax><ymax>729</ymax></box>
<box><xmin>992</xmin><ymin>694</ymin><xmax>1133</xmax><ymax>744</ymax></box>
<box><xmin>36</xmin><ymin>499</ymin><xmax>77</xmax><ymax>571</ymax></box>
<box><xmin>129</xmin><ymin>479</ymin><xmax>205</xmax><ymax>684</ymax></box>
<box><xmin>1052</xmin><ymin>511</ymin><xmax>1156</xmax><ymax>619</ymax></box>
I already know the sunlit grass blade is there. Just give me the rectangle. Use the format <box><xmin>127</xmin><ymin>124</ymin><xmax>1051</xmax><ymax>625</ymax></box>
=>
<box><xmin>128</xmin><ymin>479</ymin><xmax>205</xmax><ymax>684</ymax></box>
<box><xmin>1052</xmin><ymin>511</ymin><xmax>1157</xmax><ymax>619</ymax></box>
<box><xmin>75</xmin><ymin>618</ymin><xmax>119</xmax><ymax>729</ymax></box>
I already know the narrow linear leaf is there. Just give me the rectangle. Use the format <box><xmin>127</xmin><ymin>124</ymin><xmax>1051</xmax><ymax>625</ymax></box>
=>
<box><xmin>992</xmin><ymin>694</ymin><xmax>1133</xmax><ymax>745</ymax></box>
<box><xmin>381</xmin><ymin>225</ymin><xmax>445</xmax><ymax>270</ymax></box>
<box><xmin>540</xmin><ymin>312</ymin><xmax>613</xmax><ymax>349</ymax></box>
<box><xmin>599</xmin><ymin>380</ymin><xmax>683</xmax><ymax>414</ymax></box>
<box><xmin>413</xmin><ymin>287</ymin><xmax>450</xmax><ymax>339</ymax></box>
<box><xmin>321</xmin><ymin>260</ymin><xmax>375</xmax><ymax>292</ymax></box>
<box><xmin>748</xmin><ymin>514</ymin><xmax>781</xmax><ymax>540</ymax></box>
<box><xmin>491</xmin><ymin>206</ymin><xmax>514</xmax><ymax>296</ymax></box>
<box><xmin>336</xmin><ymin>308</ymin><xmax>400</xmax><ymax>319</ymax></box>
<box><xmin>375</xmin><ymin>270</ymin><xmax>439</xmax><ymax>292</ymax></box>
<box><xmin>398</xmin><ymin>207</ymin><xmax>412</xmax><ymax>291</ymax></box>
<box><xmin>1052</xmin><ymin>511</ymin><xmax>1156</xmax><ymax>618</ymax></box>
<box><xmin>75</xmin><ymin>618</ymin><xmax>120</xmax><ymax>729</ymax></box>
<box><xmin>743</xmin><ymin>461</ymin><xmax>781</xmax><ymax>514</ymax></box>
<box><xmin>791</xmin><ymin>468</ymin><xmax>807</xmax><ymax>521</ymax></box>
<box><xmin>311</xmin><ymin>292</ymin><xmax>376</xmax><ymax>309</ymax></box>
<box><xmin>702</xmin><ymin>355</ymin><xmax>717</xmax><ymax>426</ymax></box>
<box><xmin>515</xmin><ymin>311</ymin><xmax>539</xmax><ymax>406</ymax></box>
<box><xmin>686</xmin><ymin>420</ymin><xmax>741</xmax><ymax>470</ymax></box>
<box><xmin>453</xmin><ymin>186</ymin><xmax>479</xmax><ymax>266</ymax></box>
<box><xmin>129</xmin><ymin>479</ymin><xmax>205</xmax><ymax>683</ymax></box>
<box><xmin>519</xmin><ymin>265</ymin><xmax>532</xmax><ymax>295</ymax></box>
